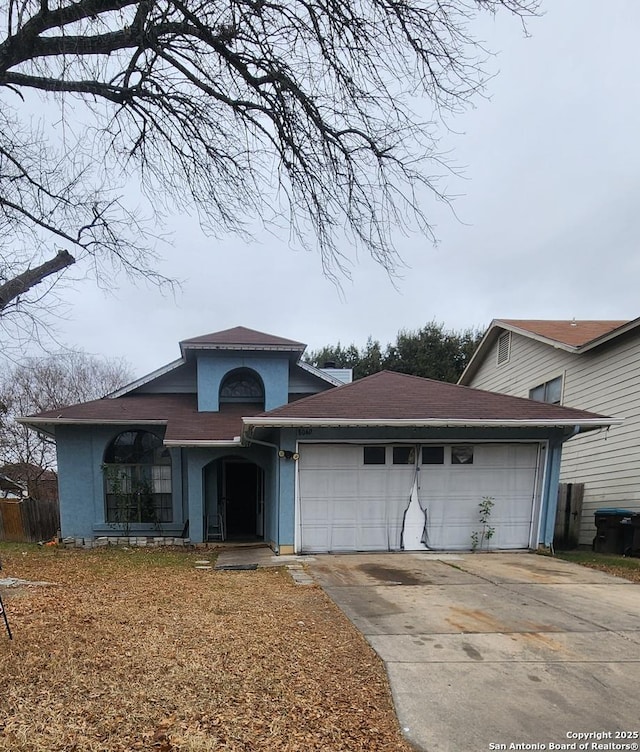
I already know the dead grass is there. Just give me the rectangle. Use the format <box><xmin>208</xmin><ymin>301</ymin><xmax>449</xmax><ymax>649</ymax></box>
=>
<box><xmin>0</xmin><ymin>545</ymin><xmax>415</xmax><ymax>752</ymax></box>
<box><xmin>553</xmin><ymin>550</ymin><xmax>640</xmax><ymax>583</ymax></box>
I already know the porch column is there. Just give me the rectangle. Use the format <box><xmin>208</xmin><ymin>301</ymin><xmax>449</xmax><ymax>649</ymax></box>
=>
<box><xmin>186</xmin><ymin>453</ymin><xmax>206</xmax><ymax>543</ymax></box>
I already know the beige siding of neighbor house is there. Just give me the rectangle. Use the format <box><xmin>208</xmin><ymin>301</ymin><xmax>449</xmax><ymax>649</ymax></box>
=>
<box><xmin>469</xmin><ymin>333</ymin><xmax>574</xmax><ymax>398</ymax></box>
<box><xmin>468</xmin><ymin>332</ymin><xmax>640</xmax><ymax>546</ymax></box>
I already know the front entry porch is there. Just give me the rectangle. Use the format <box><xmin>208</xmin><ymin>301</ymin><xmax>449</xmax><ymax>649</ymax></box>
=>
<box><xmin>204</xmin><ymin>456</ymin><xmax>265</xmax><ymax>543</ymax></box>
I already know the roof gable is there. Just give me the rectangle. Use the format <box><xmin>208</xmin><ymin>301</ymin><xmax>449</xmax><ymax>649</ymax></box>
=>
<box><xmin>497</xmin><ymin>320</ymin><xmax>629</xmax><ymax>348</ymax></box>
<box><xmin>458</xmin><ymin>317</ymin><xmax>638</xmax><ymax>385</ymax></box>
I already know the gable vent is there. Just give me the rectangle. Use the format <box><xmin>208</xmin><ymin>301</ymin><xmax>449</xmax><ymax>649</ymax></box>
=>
<box><xmin>496</xmin><ymin>331</ymin><xmax>511</xmax><ymax>365</ymax></box>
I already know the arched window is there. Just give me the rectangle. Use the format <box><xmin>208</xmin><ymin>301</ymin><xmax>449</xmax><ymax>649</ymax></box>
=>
<box><xmin>103</xmin><ymin>430</ymin><xmax>172</xmax><ymax>524</ymax></box>
<box><xmin>219</xmin><ymin>368</ymin><xmax>264</xmax><ymax>404</ymax></box>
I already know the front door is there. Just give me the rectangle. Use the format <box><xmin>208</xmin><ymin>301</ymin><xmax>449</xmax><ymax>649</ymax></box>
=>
<box><xmin>223</xmin><ymin>461</ymin><xmax>264</xmax><ymax>539</ymax></box>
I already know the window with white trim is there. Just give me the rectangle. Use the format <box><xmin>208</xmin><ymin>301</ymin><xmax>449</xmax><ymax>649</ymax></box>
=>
<box><xmin>529</xmin><ymin>375</ymin><xmax>563</xmax><ymax>405</ymax></box>
<box><xmin>363</xmin><ymin>446</ymin><xmax>386</xmax><ymax>465</ymax></box>
<box><xmin>451</xmin><ymin>445</ymin><xmax>474</xmax><ymax>464</ymax></box>
<box><xmin>421</xmin><ymin>446</ymin><xmax>444</xmax><ymax>465</ymax></box>
<box><xmin>392</xmin><ymin>446</ymin><xmax>415</xmax><ymax>464</ymax></box>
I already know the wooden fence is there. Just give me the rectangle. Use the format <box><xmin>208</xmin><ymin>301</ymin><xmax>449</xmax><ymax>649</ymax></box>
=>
<box><xmin>554</xmin><ymin>482</ymin><xmax>584</xmax><ymax>550</ymax></box>
<box><xmin>0</xmin><ymin>498</ymin><xmax>60</xmax><ymax>543</ymax></box>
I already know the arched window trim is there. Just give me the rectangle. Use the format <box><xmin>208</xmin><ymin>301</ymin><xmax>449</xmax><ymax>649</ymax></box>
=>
<box><xmin>103</xmin><ymin>429</ymin><xmax>172</xmax><ymax>525</ymax></box>
<box><xmin>219</xmin><ymin>368</ymin><xmax>265</xmax><ymax>404</ymax></box>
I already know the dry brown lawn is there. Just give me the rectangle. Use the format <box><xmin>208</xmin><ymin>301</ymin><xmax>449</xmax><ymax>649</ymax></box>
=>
<box><xmin>0</xmin><ymin>545</ymin><xmax>415</xmax><ymax>752</ymax></box>
<box><xmin>553</xmin><ymin>550</ymin><xmax>640</xmax><ymax>583</ymax></box>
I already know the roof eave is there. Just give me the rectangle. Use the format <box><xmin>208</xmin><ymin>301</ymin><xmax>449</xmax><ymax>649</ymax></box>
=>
<box><xmin>106</xmin><ymin>357</ymin><xmax>187</xmax><ymax>398</ymax></box>
<box><xmin>17</xmin><ymin>417</ymin><xmax>168</xmax><ymax>428</ymax></box>
<box><xmin>163</xmin><ymin>438</ymin><xmax>242</xmax><ymax>448</ymax></box>
<box><xmin>243</xmin><ymin>417</ymin><xmax>620</xmax><ymax>430</ymax></box>
<box><xmin>180</xmin><ymin>342</ymin><xmax>306</xmax><ymax>357</ymax></box>
<box><xmin>297</xmin><ymin>361</ymin><xmax>344</xmax><ymax>386</ymax></box>
<box><xmin>578</xmin><ymin>315</ymin><xmax>640</xmax><ymax>352</ymax></box>
<box><xmin>495</xmin><ymin>321</ymin><xmax>581</xmax><ymax>352</ymax></box>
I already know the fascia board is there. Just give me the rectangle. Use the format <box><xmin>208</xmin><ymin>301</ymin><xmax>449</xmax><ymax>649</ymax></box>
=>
<box><xmin>493</xmin><ymin>321</ymin><xmax>580</xmax><ymax>352</ymax></box>
<box><xmin>243</xmin><ymin>417</ymin><xmax>621</xmax><ymax>429</ymax></box>
<box><xmin>296</xmin><ymin>361</ymin><xmax>344</xmax><ymax>386</ymax></box>
<box><xmin>180</xmin><ymin>343</ymin><xmax>305</xmax><ymax>355</ymax></box>
<box><xmin>457</xmin><ymin>322</ymin><xmax>497</xmax><ymax>385</ymax></box>
<box><xmin>106</xmin><ymin>358</ymin><xmax>186</xmax><ymax>398</ymax></box>
<box><xmin>163</xmin><ymin>438</ymin><xmax>242</xmax><ymax>447</ymax></box>
<box><xmin>17</xmin><ymin>417</ymin><xmax>168</xmax><ymax>427</ymax></box>
<box><xmin>577</xmin><ymin>316</ymin><xmax>640</xmax><ymax>352</ymax></box>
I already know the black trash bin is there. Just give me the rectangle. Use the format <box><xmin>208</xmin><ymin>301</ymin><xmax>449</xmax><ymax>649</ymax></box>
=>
<box><xmin>593</xmin><ymin>509</ymin><xmax>634</xmax><ymax>555</ymax></box>
<box><xmin>630</xmin><ymin>515</ymin><xmax>640</xmax><ymax>558</ymax></box>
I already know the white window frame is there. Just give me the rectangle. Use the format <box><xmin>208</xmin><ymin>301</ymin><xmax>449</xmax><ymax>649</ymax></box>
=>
<box><xmin>529</xmin><ymin>374</ymin><xmax>563</xmax><ymax>405</ymax></box>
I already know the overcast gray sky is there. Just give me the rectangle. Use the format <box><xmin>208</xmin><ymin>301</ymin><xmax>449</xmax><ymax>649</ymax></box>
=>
<box><xmin>38</xmin><ymin>1</ymin><xmax>640</xmax><ymax>377</ymax></box>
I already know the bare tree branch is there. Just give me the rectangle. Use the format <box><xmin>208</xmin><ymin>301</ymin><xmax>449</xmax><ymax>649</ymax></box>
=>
<box><xmin>0</xmin><ymin>250</ymin><xmax>75</xmax><ymax>311</ymax></box>
<box><xmin>0</xmin><ymin>0</ymin><xmax>540</xmax><ymax>330</ymax></box>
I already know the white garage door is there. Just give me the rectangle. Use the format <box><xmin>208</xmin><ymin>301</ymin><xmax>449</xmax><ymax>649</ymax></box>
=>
<box><xmin>297</xmin><ymin>443</ymin><xmax>541</xmax><ymax>553</ymax></box>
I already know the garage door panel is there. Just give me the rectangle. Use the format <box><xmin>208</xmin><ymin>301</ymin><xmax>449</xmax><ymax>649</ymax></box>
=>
<box><xmin>299</xmin><ymin>444</ymin><xmax>361</xmax><ymax>468</ymax></box>
<box><xmin>358</xmin><ymin>525</ymin><xmax>391</xmax><ymax>550</ymax></box>
<box><xmin>331</xmin><ymin>498</ymin><xmax>359</xmax><ymax>523</ymax></box>
<box><xmin>300</xmin><ymin>526</ymin><xmax>331</xmax><ymax>552</ymax></box>
<box><xmin>357</xmin><ymin>471</ymin><xmax>391</xmax><ymax>495</ymax></box>
<box><xmin>329</xmin><ymin>526</ymin><xmax>358</xmax><ymax>550</ymax></box>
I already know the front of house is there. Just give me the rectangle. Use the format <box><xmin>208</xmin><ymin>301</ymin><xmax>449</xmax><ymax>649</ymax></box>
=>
<box><xmin>20</xmin><ymin>327</ymin><xmax>616</xmax><ymax>553</ymax></box>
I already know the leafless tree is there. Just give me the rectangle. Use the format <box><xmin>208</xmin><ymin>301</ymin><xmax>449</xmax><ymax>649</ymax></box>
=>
<box><xmin>0</xmin><ymin>351</ymin><xmax>133</xmax><ymax>482</ymax></box>
<box><xmin>0</xmin><ymin>0</ymin><xmax>538</xmax><ymax>319</ymax></box>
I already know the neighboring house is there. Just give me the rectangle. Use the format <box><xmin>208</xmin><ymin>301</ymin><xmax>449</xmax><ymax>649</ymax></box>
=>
<box><xmin>459</xmin><ymin>318</ymin><xmax>638</xmax><ymax>545</ymax></box>
<box><xmin>19</xmin><ymin>326</ymin><xmax>614</xmax><ymax>553</ymax></box>
<box><xmin>0</xmin><ymin>473</ymin><xmax>27</xmax><ymax>499</ymax></box>
<box><xmin>0</xmin><ymin>463</ymin><xmax>58</xmax><ymax>502</ymax></box>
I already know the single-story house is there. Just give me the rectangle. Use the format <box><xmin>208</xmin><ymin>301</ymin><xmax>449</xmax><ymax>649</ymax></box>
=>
<box><xmin>19</xmin><ymin>326</ymin><xmax>616</xmax><ymax>553</ymax></box>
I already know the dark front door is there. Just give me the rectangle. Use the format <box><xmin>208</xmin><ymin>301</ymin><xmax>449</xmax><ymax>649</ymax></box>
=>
<box><xmin>224</xmin><ymin>461</ymin><xmax>261</xmax><ymax>539</ymax></box>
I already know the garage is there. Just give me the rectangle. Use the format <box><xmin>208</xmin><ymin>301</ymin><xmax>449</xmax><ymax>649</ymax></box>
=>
<box><xmin>245</xmin><ymin>369</ymin><xmax>614</xmax><ymax>553</ymax></box>
<box><xmin>297</xmin><ymin>442</ymin><xmax>543</xmax><ymax>553</ymax></box>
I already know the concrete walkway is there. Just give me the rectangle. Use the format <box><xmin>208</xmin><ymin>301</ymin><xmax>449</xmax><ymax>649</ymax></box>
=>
<box><xmin>213</xmin><ymin>545</ymin><xmax>315</xmax><ymax>585</ymax></box>
<box><xmin>308</xmin><ymin>552</ymin><xmax>640</xmax><ymax>752</ymax></box>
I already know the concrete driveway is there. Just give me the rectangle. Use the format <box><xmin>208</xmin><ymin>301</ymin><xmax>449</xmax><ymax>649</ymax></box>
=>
<box><xmin>308</xmin><ymin>553</ymin><xmax>640</xmax><ymax>752</ymax></box>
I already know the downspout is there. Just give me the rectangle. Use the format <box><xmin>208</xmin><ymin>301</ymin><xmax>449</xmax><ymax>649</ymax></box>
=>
<box><xmin>243</xmin><ymin>435</ymin><xmax>281</xmax><ymax>555</ymax></box>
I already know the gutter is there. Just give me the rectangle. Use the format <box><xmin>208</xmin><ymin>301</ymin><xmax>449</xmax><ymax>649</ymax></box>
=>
<box><xmin>243</xmin><ymin>417</ymin><xmax>621</xmax><ymax>430</ymax></box>
<box><xmin>17</xmin><ymin>417</ymin><xmax>168</xmax><ymax>426</ymax></box>
<box><xmin>163</xmin><ymin>438</ymin><xmax>242</xmax><ymax>448</ymax></box>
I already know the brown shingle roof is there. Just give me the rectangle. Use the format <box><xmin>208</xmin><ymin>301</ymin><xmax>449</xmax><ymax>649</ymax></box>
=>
<box><xmin>22</xmin><ymin>372</ymin><xmax>615</xmax><ymax>441</ymax></box>
<box><xmin>180</xmin><ymin>326</ymin><xmax>305</xmax><ymax>350</ymax></box>
<box><xmin>497</xmin><ymin>320</ymin><xmax>629</xmax><ymax>348</ymax></box>
<box><xmin>23</xmin><ymin>395</ymin><xmax>260</xmax><ymax>444</ymax></box>
<box><xmin>254</xmin><ymin>371</ymin><xmax>608</xmax><ymax>423</ymax></box>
